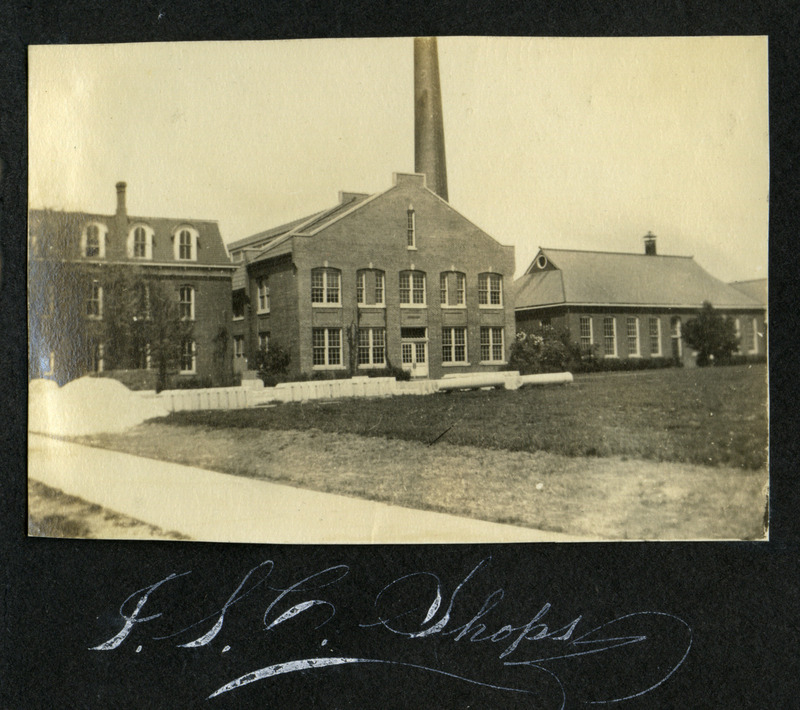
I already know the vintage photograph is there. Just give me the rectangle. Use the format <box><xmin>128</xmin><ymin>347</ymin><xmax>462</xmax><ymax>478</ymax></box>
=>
<box><xmin>27</xmin><ymin>36</ymin><xmax>768</xmax><ymax>543</ymax></box>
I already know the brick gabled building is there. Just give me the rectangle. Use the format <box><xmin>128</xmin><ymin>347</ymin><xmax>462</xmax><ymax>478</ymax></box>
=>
<box><xmin>513</xmin><ymin>236</ymin><xmax>766</xmax><ymax>366</ymax></box>
<box><xmin>230</xmin><ymin>172</ymin><xmax>515</xmax><ymax>380</ymax></box>
<box><xmin>29</xmin><ymin>182</ymin><xmax>236</xmax><ymax>386</ymax></box>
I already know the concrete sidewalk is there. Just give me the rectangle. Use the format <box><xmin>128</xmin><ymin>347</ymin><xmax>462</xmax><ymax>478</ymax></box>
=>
<box><xmin>28</xmin><ymin>433</ymin><xmax>586</xmax><ymax>544</ymax></box>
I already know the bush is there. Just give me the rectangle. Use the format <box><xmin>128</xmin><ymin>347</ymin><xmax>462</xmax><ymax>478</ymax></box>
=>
<box><xmin>573</xmin><ymin>356</ymin><xmax>679</xmax><ymax>374</ymax></box>
<box><xmin>169</xmin><ymin>375</ymin><xmax>213</xmax><ymax>390</ymax></box>
<box><xmin>508</xmin><ymin>327</ymin><xmax>582</xmax><ymax>374</ymax></box>
<box><xmin>254</xmin><ymin>343</ymin><xmax>291</xmax><ymax>386</ymax></box>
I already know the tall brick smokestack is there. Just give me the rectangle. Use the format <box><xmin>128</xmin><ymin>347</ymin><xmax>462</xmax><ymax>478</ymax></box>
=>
<box><xmin>414</xmin><ymin>37</ymin><xmax>448</xmax><ymax>201</ymax></box>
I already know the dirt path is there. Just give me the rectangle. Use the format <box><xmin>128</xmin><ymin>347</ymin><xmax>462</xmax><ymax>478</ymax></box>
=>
<box><xmin>79</xmin><ymin>423</ymin><xmax>769</xmax><ymax>540</ymax></box>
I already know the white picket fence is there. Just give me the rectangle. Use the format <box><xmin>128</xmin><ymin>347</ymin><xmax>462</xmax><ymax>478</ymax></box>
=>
<box><xmin>149</xmin><ymin>371</ymin><xmax>572</xmax><ymax>412</ymax></box>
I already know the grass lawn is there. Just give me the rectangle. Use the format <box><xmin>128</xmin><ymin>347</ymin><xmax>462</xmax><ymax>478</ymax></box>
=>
<box><xmin>75</xmin><ymin>365</ymin><xmax>768</xmax><ymax>540</ymax></box>
<box><xmin>162</xmin><ymin>364</ymin><xmax>768</xmax><ymax>470</ymax></box>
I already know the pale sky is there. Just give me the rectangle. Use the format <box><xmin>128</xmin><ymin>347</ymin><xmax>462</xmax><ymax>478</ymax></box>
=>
<box><xmin>28</xmin><ymin>37</ymin><xmax>768</xmax><ymax>281</ymax></box>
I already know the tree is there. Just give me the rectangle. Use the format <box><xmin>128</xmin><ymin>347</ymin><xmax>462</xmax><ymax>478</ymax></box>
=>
<box><xmin>682</xmin><ymin>301</ymin><xmax>739</xmax><ymax>366</ymax></box>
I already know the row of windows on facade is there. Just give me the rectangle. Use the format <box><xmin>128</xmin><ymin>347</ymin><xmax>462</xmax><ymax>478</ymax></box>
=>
<box><xmin>236</xmin><ymin>269</ymin><xmax>503</xmax><ymax>317</ymax></box>
<box><xmin>577</xmin><ymin>315</ymin><xmax>759</xmax><ymax>358</ymax></box>
<box><xmin>86</xmin><ymin>282</ymin><xmax>196</xmax><ymax>320</ymax></box>
<box><xmin>72</xmin><ymin>223</ymin><xmax>201</xmax><ymax>261</ymax></box>
<box><xmin>82</xmin><ymin>339</ymin><xmax>198</xmax><ymax>375</ymax></box>
<box><xmin>234</xmin><ymin>326</ymin><xmax>505</xmax><ymax>368</ymax></box>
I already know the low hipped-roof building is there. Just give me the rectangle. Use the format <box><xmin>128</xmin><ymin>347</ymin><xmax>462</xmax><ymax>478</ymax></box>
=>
<box><xmin>513</xmin><ymin>235</ymin><xmax>766</xmax><ymax>366</ymax></box>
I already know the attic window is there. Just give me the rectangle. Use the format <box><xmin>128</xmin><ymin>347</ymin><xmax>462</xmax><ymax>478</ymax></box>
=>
<box><xmin>536</xmin><ymin>254</ymin><xmax>548</xmax><ymax>269</ymax></box>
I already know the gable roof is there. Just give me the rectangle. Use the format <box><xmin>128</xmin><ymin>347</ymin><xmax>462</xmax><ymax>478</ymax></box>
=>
<box><xmin>245</xmin><ymin>190</ymin><xmax>383</xmax><ymax>264</ymax></box>
<box><xmin>514</xmin><ymin>248</ymin><xmax>763</xmax><ymax>311</ymax></box>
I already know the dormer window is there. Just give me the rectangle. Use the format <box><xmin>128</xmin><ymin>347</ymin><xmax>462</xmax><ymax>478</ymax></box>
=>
<box><xmin>128</xmin><ymin>224</ymin><xmax>154</xmax><ymax>259</ymax></box>
<box><xmin>407</xmin><ymin>207</ymin><xmax>416</xmax><ymax>249</ymax></box>
<box><xmin>81</xmin><ymin>222</ymin><xmax>108</xmax><ymax>258</ymax></box>
<box><xmin>174</xmin><ymin>226</ymin><xmax>199</xmax><ymax>261</ymax></box>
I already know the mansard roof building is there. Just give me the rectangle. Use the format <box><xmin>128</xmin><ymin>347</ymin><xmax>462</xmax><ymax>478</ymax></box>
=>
<box><xmin>28</xmin><ymin>182</ymin><xmax>236</xmax><ymax>386</ymax></box>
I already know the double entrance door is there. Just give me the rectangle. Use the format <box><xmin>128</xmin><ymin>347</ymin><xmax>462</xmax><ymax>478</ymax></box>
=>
<box><xmin>400</xmin><ymin>327</ymin><xmax>428</xmax><ymax>378</ymax></box>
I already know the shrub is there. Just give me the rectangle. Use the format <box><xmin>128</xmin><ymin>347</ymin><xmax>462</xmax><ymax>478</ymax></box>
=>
<box><xmin>170</xmin><ymin>375</ymin><xmax>213</xmax><ymax>390</ymax></box>
<box><xmin>508</xmin><ymin>327</ymin><xmax>581</xmax><ymax>374</ymax></box>
<box><xmin>682</xmin><ymin>302</ymin><xmax>739</xmax><ymax>366</ymax></box>
<box><xmin>254</xmin><ymin>343</ymin><xmax>291</xmax><ymax>386</ymax></box>
<box><xmin>574</xmin><ymin>356</ymin><xmax>679</xmax><ymax>373</ymax></box>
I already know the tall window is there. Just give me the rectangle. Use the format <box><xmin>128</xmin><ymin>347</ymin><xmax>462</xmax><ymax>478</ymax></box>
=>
<box><xmin>87</xmin><ymin>280</ymin><xmax>103</xmax><ymax>319</ymax></box>
<box><xmin>358</xmin><ymin>328</ymin><xmax>385</xmax><ymax>367</ymax></box>
<box><xmin>311</xmin><ymin>268</ymin><xmax>341</xmax><ymax>305</ymax></box>
<box><xmin>179</xmin><ymin>286</ymin><xmax>195</xmax><ymax>321</ymax></box>
<box><xmin>135</xmin><ymin>282</ymin><xmax>151</xmax><ymax>320</ymax></box>
<box><xmin>743</xmin><ymin>317</ymin><xmax>758</xmax><ymax>353</ymax></box>
<box><xmin>407</xmin><ymin>208</ymin><xmax>416</xmax><ymax>248</ymax></box>
<box><xmin>478</xmin><ymin>273</ymin><xmax>503</xmax><ymax>307</ymax></box>
<box><xmin>670</xmin><ymin>317</ymin><xmax>682</xmax><ymax>359</ymax></box>
<box><xmin>626</xmin><ymin>317</ymin><xmax>640</xmax><ymax>357</ymax></box>
<box><xmin>233</xmin><ymin>335</ymin><xmax>245</xmax><ymax>359</ymax></box>
<box><xmin>480</xmin><ymin>327</ymin><xmax>504</xmax><ymax>362</ymax></box>
<box><xmin>258</xmin><ymin>332</ymin><xmax>270</xmax><ymax>351</ymax></box>
<box><xmin>312</xmin><ymin>328</ymin><xmax>342</xmax><ymax>367</ymax></box>
<box><xmin>649</xmin><ymin>317</ymin><xmax>662</xmax><ymax>356</ymax></box>
<box><xmin>442</xmin><ymin>327</ymin><xmax>467</xmax><ymax>363</ymax></box>
<box><xmin>83</xmin><ymin>223</ymin><xmax>107</xmax><ymax>258</ymax></box>
<box><xmin>603</xmin><ymin>317</ymin><xmax>617</xmax><ymax>358</ymax></box>
<box><xmin>180</xmin><ymin>340</ymin><xmax>196</xmax><ymax>373</ymax></box>
<box><xmin>579</xmin><ymin>316</ymin><xmax>593</xmax><ymax>353</ymax></box>
<box><xmin>399</xmin><ymin>271</ymin><xmax>426</xmax><ymax>306</ymax></box>
<box><xmin>357</xmin><ymin>270</ymin><xmax>385</xmax><ymax>307</ymax></box>
<box><xmin>257</xmin><ymin>278</ymin><xmax>270</xmax><ymax>313</ymax></box>
<box><xmin>440</xmin><ymin>272</ymin><xmax>466</xmax><ymax>307</ymax></box>
<box><xmin>734</xmin><ymin>318</ymin><xmax>742</xmax><ymax>353</ymax></box>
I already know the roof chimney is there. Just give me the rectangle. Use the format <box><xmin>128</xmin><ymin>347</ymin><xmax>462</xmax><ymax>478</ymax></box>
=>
<box><xmin>414</xmin><ymin>37</ymin><xmax>448</xmax><ymax>201</ymax></box>
<box><xmin>115</xmin><ymin>181</ymin><xmax>127</xmax><ymax>218</ymax></box>
<box><xmin>644</xmin><ymin>231</ymin><xmax>657</xmax><ymax>256</ymax></box>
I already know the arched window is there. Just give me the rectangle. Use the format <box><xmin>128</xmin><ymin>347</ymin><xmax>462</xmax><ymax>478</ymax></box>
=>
<box><xmin>399</xmin><ymin>270</ymin><xmax>426</xmax><ymax>306</ymax></box>
<box><xmin>440</xmin><ymin>271</ymin><xmax>466</xmax><ymax>307</ymax></box>
<box><xmin>127</xmin><ymin>224</ymin><xmax>154</xmax><ymax>259</ymax></box>
<box><xmin>311</xmin><ymin>267</ymin><xmax>341</xmax><ymax>305</ymax></box>
<box><xmin>478</xmin><ymin>273</ymin><xmax>503</xmax><ymax>307</ymax></box>
<box><xmin>179</xmin><ymin>286</ymin><xmax>195</xmax><ymax>321</ymax></box>
<box><xmin>357</xmin><ymin>269</ymin><xmax>385</xmax><ymax>307</ymax></box>
<box><xmin>81</xmin><ymin>222</ymin><xmax>108</xmax><ymax>258</ymax></box>
<box><xmin>173</xmin><ymin>226</ymin><xmax>199</xmax><ymax>261</ymax></box>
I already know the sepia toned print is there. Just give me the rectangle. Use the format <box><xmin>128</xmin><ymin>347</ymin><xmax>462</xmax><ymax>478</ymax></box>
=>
<box><xmin>27</xmin><ymin>37</ymin><xmax>768</xmax><ymax>543</ymax></box>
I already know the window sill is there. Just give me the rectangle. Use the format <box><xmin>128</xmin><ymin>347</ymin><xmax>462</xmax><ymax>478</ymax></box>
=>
<box><xmin>257</xmin><ymin>310</ymin><xmax>270</xmax><ymax>315</ymax></box>
<box><xmin>233</xmin><ymin>316</ymin><xmax>245</xmax><ymax>321</ymax></box>
<box><xmin>358</xmin><ymin>364</ymin><xmax>386</xmax><ymax>370</ymax></box>
<box><xmin>358</xmin><ymin>304</ymin><xmax>386</xmax><ymax>310</ymax></box>
<box><xmin>442</xmin><ymin>361</ymin><xmax>470</xmax><ymax>367</ymax></box>
<box><xmin>311</xmin><ymin>303</ymin><xmax>342</xmax><ymax>308</ymax></box>
<box><xmin>406</xmin><ymin>246</ymin><xmax>418</xmax><ymax>251</ymax></box>
<box><xmin>399</xmin><ymin>304</ymin><xmax>427</xmax><ymax>309</ymax></box>
<box><xmin>312</xmin><ymin>365</ymin><xmax>346</xmax><ymax>371</ymax></box>
<box><xmin>604</xmin><ymin>355</ymin><xmax>619</xmax><ymax>359</ymax></box>
<box><xmin>479</xmin><ymin>304</ymin><xmax>504</xmax><ymax>310</ymax></box>
<box><xmin>480</xmin><ymin>360</ymin><xmax>507</xmax><ymax>366</ymax></box>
